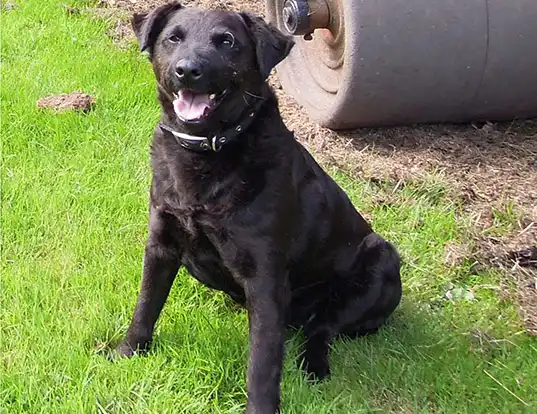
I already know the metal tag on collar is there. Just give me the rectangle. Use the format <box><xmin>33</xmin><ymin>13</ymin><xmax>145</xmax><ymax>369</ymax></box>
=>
<box><xmin>212</xmin><ymin>135</ymin><xmax>225</xmax><ymax>152</ymax></box>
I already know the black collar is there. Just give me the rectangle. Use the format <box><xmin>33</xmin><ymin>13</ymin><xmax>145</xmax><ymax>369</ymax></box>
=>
<box><xmin>158</xmin><ymin>99</ymin><xmax>266</xmax><ymax>152</ymax></box>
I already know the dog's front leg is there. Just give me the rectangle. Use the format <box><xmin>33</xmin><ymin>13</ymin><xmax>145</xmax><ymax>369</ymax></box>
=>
<box><xmin>243</xmin><ymin>271</ymin><xmax>289</xmax><ymax>414</ymax></box>
<box><xmin>116</xmin><ymin>208</ymin><xmax>181</xmax><ymax>357</ymax></box>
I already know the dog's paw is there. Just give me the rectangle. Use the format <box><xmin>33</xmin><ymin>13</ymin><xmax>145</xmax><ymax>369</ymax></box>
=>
<box><xmin>107</xmin><ymin>340</ymin><xmax>145</xmax><ymax>361</ymax></box>
<box><xmin>116</xmin><ymin>341</ymin><xmax>138</xmax><ymax>357</ymax></box>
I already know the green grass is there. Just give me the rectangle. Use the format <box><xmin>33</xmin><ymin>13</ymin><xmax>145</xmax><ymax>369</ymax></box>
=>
<box><xmin>1</xmin><ymin>1</ymin><xmax>536</xmax><ymax>413</ymax></box>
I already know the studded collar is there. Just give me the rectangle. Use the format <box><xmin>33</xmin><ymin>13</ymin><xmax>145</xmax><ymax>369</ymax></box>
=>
<box><xmin>158</xmin><ymin>98</ymin><xmax>266</xmax><ymax>153</ymax></box>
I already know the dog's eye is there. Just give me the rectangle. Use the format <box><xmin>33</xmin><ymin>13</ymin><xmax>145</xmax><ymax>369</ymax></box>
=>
<box><xmin>220</xmin><ymin>32</ymin><xmax>235</xmax><ymax>48</ymax></box>
<box><xmin>167</xmin><ymin>34</ymin><xmax>182</xmax><ymax>43</ymax></box>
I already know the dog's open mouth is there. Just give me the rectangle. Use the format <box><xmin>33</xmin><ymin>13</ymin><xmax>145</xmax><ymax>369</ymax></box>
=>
<box><xmin>173</xmin><ymin>89</ymin><xmax>227</xmax><ymax>123</ymax></box>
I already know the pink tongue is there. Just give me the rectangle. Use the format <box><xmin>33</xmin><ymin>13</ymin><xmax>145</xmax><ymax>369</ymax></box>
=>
<box><xmin>173</xmin><ymin>90</ymin><xmax>211</xmax><ymax>121</ymax></box>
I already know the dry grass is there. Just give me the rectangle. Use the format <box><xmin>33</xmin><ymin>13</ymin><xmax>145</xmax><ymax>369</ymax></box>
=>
<box><xmin>92</xmin><ymin>0</ymin><xmax>537</xmax><ymax>334</ymax></box>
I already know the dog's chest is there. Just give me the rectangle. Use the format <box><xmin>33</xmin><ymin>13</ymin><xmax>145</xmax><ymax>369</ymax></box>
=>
<box><xmin>174</xmin><ymin>210</ymin><xmax>245</xmax><ymax>301</ymax></box>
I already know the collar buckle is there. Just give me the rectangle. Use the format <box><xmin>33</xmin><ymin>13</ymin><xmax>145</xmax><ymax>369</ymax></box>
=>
<box><xmin>211</xmin><ymin>136</ymin><xmax>219</xmax><ymax>152</ymax></box>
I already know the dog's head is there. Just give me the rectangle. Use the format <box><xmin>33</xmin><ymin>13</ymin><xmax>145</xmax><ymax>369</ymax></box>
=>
<box><xmin>132</xmin><ymin>3</ymin><xmax>294</xmax><ymax>132</ymax></box>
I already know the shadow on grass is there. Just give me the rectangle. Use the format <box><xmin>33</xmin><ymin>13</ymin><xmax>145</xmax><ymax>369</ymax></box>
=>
<box><xmin>292</xmin><ymin>301</ymin><xmax>534</xmax><ymax>412</ymax></box>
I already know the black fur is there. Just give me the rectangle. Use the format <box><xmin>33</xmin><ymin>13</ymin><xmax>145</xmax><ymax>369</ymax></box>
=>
<box><xmin>116</xmin><ymin>4</ymin><xmax>402</xmax><ymax>414</ymax></box>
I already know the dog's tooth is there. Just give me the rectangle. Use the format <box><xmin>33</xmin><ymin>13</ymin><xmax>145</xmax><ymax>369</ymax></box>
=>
<box><xmin>209</xmin><ymin>93</ymin><xmax>216</xmax><ymax>100</ymax></box>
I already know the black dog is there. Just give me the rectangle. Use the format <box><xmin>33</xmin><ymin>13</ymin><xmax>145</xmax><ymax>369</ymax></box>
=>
<box><xmin>116</xmin><ymin>3</ymin><xmax>402</xmax><ymax>413</ymax></box>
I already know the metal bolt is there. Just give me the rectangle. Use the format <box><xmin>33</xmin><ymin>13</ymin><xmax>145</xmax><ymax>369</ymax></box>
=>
<box><xmin>282</xmin><ymin>0</ymin><xmax>301</xmax><ymax>34</ymax></box>
<box><xmin>281</xmin><ymin>0</ymin><xmax>330</xmax><ymax>36</ymax></box>
<box><xmin>282</xmin><ymin>6</ymin><xmax>294</xmax><ymax>29</ymax></box>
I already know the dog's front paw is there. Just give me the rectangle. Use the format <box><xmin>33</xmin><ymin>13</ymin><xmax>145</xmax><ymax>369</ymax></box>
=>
<box><xmin>108</xmin><ymin>339</ymin><xmax>149</xmax><ymax>361</ymax></box>
<box><xmin>115</xmin><ymin>341</ymin><xmax>138</xmax><ymax>358</ymax></box>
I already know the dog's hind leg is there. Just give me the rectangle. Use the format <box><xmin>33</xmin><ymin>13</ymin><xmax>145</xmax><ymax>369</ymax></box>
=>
<box><xmin>334</xmin><ymin>233</ymin><xmax>402</xmax><ymax>339</ymax></box>
<box><xmin>341</xmin><ymin>233</ymin><xmax>402</xmax><ymax>335</ymax></box>
<box><xmin>299</xmin><ymin>233</ymin><xmax>402</xmax><ymax>380</ymax></box>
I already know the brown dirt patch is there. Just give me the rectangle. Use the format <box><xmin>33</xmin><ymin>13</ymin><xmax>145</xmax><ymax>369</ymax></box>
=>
<box><xmin>87</xmin><ymin>0</ymin><xmax>537</xmax><ymax>334</ymax></box>
<box><xmin>36</xmin><ymin>92</ymin><xmax>96</xmax><ymax>113</ymax></box>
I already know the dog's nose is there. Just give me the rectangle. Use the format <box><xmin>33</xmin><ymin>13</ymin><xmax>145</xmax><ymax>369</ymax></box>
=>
<box><xmin>175</xmin><ymin>60</ymin><xmax>203</xmax><ymax>82</ymax></box>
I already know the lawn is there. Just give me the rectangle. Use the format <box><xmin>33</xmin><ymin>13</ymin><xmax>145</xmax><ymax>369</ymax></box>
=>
<box><xmin>1</xmin><ymin>0</ymin><xmax>536</xmax><ymax>413</ymax></box>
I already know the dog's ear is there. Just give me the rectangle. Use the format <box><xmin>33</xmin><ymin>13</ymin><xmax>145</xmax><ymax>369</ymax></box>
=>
<box><xmin>131</xmin><ymin>2</ymin><xmax>184</xmax><ymax>56</ymax></box>
<box><xmin>239</xmin><ymin>13</ymin><xmax>295</xmax><ymax>80</ymax></box>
